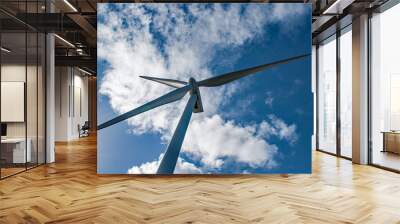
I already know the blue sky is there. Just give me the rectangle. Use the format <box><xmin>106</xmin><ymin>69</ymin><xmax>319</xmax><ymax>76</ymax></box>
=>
<box><xmin>97</xmin><ymin>3</ymin><xmax>312</xmax><ymax>174</ymax></box>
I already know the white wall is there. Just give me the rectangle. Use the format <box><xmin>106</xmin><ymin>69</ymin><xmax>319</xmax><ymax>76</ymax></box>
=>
<box><xmin>1</xmin><ymin>65</ymin><xmax>40</xmax><ymax>138</ymax></box>
<box><xmin>312</xmin><ymin>45</ymin><xmax>316</xmax><ymax>150</ymax></box>
<box><xmin>70</xmin><ymin>72</ymin><xmax>89</xmax><ymax>138</ymax></box>
<box><xmin>1</xmin><ymin>66</ymin><xmax>26</xmax><ymax>136</ymax></box>
<box><xmin>1</xmin><ymin>63</ymin><xmax>46</xmax><ymax>164</ymax></box>
<box><xmin>55</xmin><ymin>67</ymin><xmax>89</xmax><ymax>141</ymax></box>
<box><xmin>55</xmin><ymin>66</ymin><xmax>69</xmax><ymax>141</ymax></box>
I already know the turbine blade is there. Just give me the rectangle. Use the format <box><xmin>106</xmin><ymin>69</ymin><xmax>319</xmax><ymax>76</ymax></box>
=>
<box><xmin>140</xmin><ymin>76</ymin><xmax>188</xmax><ymax>88</ymax></box>
<box><xmin>198</xmin><ymin>54</ymin><xmax>310</xmax><ymax>87</ymax></box>
<box><xmin>157</xmin><ymin>93</ymin><xmax>197</xmax><ymax>174</ymax></box>
<box><xmin>97</xmin><ymin>85</ymin><xmax>191</xmax><ymax>130</ymax></box>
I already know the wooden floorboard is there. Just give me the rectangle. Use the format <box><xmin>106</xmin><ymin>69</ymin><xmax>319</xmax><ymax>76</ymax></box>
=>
<box><xmin>1</xmin><ymin>135</ymin><xmax>400</xmax><ymax>223</ymax></box>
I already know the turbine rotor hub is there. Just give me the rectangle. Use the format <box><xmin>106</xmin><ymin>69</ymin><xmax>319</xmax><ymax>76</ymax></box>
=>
<box><xmin>189</xmin><ymin>77</ymin><xmax>196</xmax><ymax>84</ymax></box>
<box><xmin>187</xmin><ymin>77</ymin><xmax>204</xmax><ymax>113</ymax></box>
<box><xmin>188</xmin><ymin>77</ymin><xmax>198</xmax><ymax>94</ymax></box>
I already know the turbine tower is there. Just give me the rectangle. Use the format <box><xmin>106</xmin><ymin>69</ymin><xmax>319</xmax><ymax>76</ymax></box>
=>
<box><xmin>98</xmin><ymin>54</ymin><xmax>309</xmax><ymax>174</ymax></box>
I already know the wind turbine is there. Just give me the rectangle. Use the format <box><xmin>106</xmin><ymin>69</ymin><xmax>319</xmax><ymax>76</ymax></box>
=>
<box><xmin>98</xmin><ymin>53</ymin><xmax>309</xmax><ymax>174</ymax></box>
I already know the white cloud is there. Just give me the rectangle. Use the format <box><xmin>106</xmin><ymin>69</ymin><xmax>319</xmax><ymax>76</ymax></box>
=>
<box><xmin>265</xmin><ymin>91</ymin><xmax>274</xmax><ymax>107</ymax></box>
<box><xmin>258</xmin><ymin>115</ymin><xmax>298</xmax><ymax>145</ymax></box>
<box><xmin>127</xmin><ymin>154</ymin><xmax>202</xmax><ymax>174</ymax></box>
<box><xmin>183</xmin><ymin>115</ymin><xmax>278</xmax><ymax>169</ymax></box>
<box><xmin>127</xmin><ymin>113</ymin><xmax>298</xmax><ymax>173</ymax></box>
<box><xmin>98</xmin><ymin>4</ymin><xmax>305</xmax><ymax>172</ymax></box>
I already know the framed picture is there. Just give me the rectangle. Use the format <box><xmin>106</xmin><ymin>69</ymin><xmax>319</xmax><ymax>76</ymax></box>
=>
<box><xmin>97</xmin><ymin>3</ymin><xmax>312</xmax><ymax>174</ymax></box>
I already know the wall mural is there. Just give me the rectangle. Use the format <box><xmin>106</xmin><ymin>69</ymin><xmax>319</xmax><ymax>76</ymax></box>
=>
<box><xmin>97</xmin><ymin>3</ymin><xmax>312</xmax><ymax>174</ymax></box>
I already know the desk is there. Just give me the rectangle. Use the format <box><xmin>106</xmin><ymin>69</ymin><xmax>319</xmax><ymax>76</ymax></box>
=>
<box><xmin>382</xmin><ymin>131</ymin><xmax>400</xmax><ymax>154</ymax></box>
<box><xmin>1</xmin><ymin>138</ymin><xmax>31</xmax><ymax>163</ymax></box>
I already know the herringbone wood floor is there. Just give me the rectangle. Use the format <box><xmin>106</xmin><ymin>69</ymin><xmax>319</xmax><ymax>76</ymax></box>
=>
<box><xmin>1</xmin><ymin>135</ymin><xmax>400</xmax><ymax>224</ymax></box>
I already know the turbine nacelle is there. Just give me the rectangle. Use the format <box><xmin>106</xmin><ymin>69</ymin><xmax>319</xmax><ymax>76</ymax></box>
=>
<box><xmin>188</xmin><ymin>77</ymin><xmax>204</xmax><ymax>113</ymax></box>
<box><xmin>139</xmin><ymin>76</ymin><xmax>204</xmax><ymax>113</ymax></box>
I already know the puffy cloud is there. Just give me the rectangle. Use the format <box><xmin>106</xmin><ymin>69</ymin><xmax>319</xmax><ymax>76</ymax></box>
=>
<box><xmin>98</xmin><ymin>4</ymin><xmax>305</xmax><ymax>172</ymax></box>
<box><xmin>183</xmin><ymin>115</ymin><xmax>278</xmax><ymax>169</ymax></box>
<box><xmin>258</xmin><ymin>115</ymin><xmax>298</xmax><ymax>145</ymax></box>
<box><xmin>127</xmin><ymin>154</ymin><xmax>202</xmax><ymax>174</ymax></box>
<box><xmin>128</xmin><ymin>113</ymin><xmax>297</xmax><ymax>173</ymax></box>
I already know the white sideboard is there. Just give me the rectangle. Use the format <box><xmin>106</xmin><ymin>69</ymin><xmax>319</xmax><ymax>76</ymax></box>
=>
<box><xmin>1</xmin><ymin>138</ymin><xmax>32</xmax><ymax>163</ymax></box>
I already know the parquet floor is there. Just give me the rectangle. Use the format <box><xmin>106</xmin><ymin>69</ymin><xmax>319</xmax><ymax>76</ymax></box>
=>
<box><xmin>1</xmin><ymin>167</ymin><xmax>26</xmax><ymax>178</ymax></box>
<box><xmin>1</xmin><ymin>135</ymin><xmax>400</xmax><ymax>223</ymax></box>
